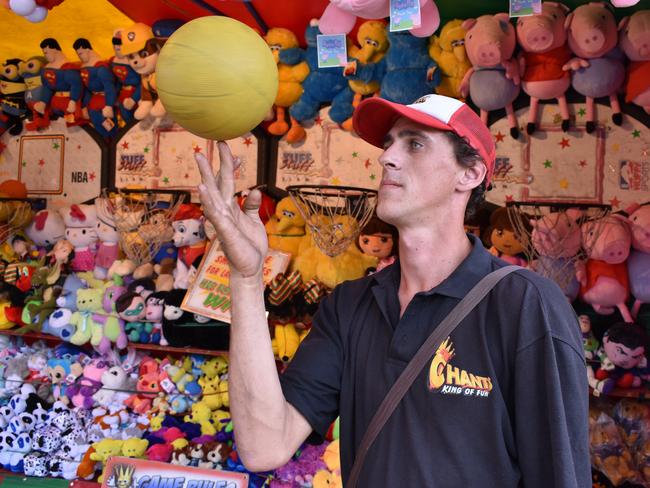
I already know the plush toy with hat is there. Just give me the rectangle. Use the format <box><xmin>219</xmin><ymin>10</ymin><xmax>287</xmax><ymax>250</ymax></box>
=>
<box><xmin>33</xmin><ymin>38</ymin><xmax>85</xmax><ymax>126</ymax></box>
<box><xmin>516</xmin><ymin>2</ymin><xmax>573</xmax><ymax>134</ymax></box>
<box><xmin>74</xmin><ymin>38</ymin><xmax>117</xmax><ymax>139</ymax></box>
<box><xmin>111</xmin><ymin>30</ymin><xmax>142</xmax><ymax>124</ymax></box>
<box><xmin>619</xmin><ymin>10</ymin><xmax>650</xmax><ymax>114</ymax></box>
<box><xmin>172</xmin><ymin>204</ymin><xmax>207</xmax><ymax>290</ymax></box>
<box><xmin>428</xmin><ymin>19</ymin><xmax>472</xmax><ymax>100</ymax></box>
<box><xmin>60</xmin><ymin>204</ymin><xmax>98</xmax><ymax>272</ymax></box>
<box><xmin>264</xmin><ymin>27</ymin><xmax>310</xmax><ymax>139</ymax></box>
<box><xmin>563</xmin><ymin>2</ymin><xmax>625</xmax><ymax>132</ymax></box>
<box><xmin>319</xmin><ymin>0</ymin><xmax>440</xmax><ymax>38</ymax></box>
<box><xmin>120</xmin><ymin>23</ymin><xmax>165</xmax><ymax>120</ymax></box>
<box><xmin>460</xmin><ymin>14</ymin><xmax>521</xmax><ymax>139</ymax></box>
<box><xmin>379</xmin><ymin>28</ymin><xmax>440</xmax><ymax>105</ymax></box>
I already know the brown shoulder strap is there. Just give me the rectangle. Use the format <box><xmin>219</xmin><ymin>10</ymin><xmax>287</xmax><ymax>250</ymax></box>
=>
<box><xmin>346</xmin><ymin>265</ymin><xmax>521</xmax><ymax>487</ymax></box>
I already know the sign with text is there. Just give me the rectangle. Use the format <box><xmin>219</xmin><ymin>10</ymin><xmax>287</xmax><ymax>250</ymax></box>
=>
<box><xmin>509</xmin><ymin>0</ymin><xmax>542</xmax><ymax>17</ymax></box>
<box><xmin>390</xmin><ymin>0</ymin><xmax>421</xmax><ymax>31</ymax></box>
<box><xmin>102</xmin><ymin>456</ymin><xmax>248</xmax><ymax>488</ymax></box>
<box><xmin>181</xmin><ymin>242</ymin><xmax>291</xmax><ymax>323</ymax></box>
<box><xmin>317</xmin><ymin>34</ymin><xmax>348</xmax><ymax>68</ymax></box>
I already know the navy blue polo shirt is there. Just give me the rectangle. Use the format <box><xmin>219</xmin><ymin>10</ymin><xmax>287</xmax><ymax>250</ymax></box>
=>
<box><xmin>280</xmin><ymin>234</ymin><xmax>590</xmax><ymax>487</ymax></box>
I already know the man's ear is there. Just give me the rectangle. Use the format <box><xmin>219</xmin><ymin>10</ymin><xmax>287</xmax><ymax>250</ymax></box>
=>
<box><xmin>456</xmin><ymin>162</ymin><xmax>487</xmax><ymax>192</ymax></box>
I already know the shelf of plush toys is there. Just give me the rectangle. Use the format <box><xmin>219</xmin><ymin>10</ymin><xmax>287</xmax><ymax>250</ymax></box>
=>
<box><xmin>0</xmin><ymin>328</ymin><xmax>228</xmax><ymax>359</ymax></box>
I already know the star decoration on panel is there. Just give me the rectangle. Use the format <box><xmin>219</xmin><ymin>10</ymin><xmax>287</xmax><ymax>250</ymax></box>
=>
<box><xmin>632</xmin><ymin>130</ymin><xmax>641</xmax><ymax>139</ymax></box>
<box><xmin>38</xmin><ymin>158</ymin><xmax>45</xmax><ymax>167</ymax></box>
<box><xmin>543</xmin><ymin>159</ymin><xmax>553</xmax><ymax>169</ymax></box>
<box><xmin>558</xmin><ymin>138</ymin><xmax>570</xmax><ymax>149</ymax></box>
<box><xmin>579</xmin><ymin>160</ymin><xmax>587</xmax><ymax>168</ymax></box>
<box><xmin>243</xmin><ymin>137</ymin><xmax>253</xmax><ymax>147</ymax></box>
<box><xmin>364</xmin><ymin>159</ymin><xmax>371</xmax><ymax>169</ymax></box>
<box><xmin>193</xmin><ymin>145</ymin><xmax>202</xmax><ymax>154</ymax></box>
<box><xmin>352</xmin><ymin>152</ymin><xmax>359</xmax><ymax>158</ymax></box>
<box><xmin>144</xmin><ymin>146</ymin><xmax>150</xmax><ymax>154</ymax></box>
<box><xmin>559</xmin><ymin>178</ymin><xmax>569</xmax><ymax>189</ymax></box>
<box><xmin>89</xmin><ymin>172</ymin><xmax>96</xmax><ymax>181</ymax></box>
<box><xmin>494</xmin><ymin>131</ymin><xmax>505</xmax><ymax>143</ymax></box>
<box><xmin>609</xmin><ymin>196</ymin><xmax>621</xmax><ymax>208</ymax></box>
<box><xmin>121</xmin><ymin>141</ymin><xmax>130</xmax><ymax>150</ymax></box>
<box><xmin>370</xmin><ymin>174</ymin><xmax>376</xmax><ymax>180</ymax></box>
<box><xmin>314</xmin><ymin>116</ymin><xmax>323</xmax><ymax>126</ymax></box>
<box><xmin>577</xmin><ymin>108</ymin><xmax>586</xmax><ymax>117</ymax></box>
<box><xmin>162</xmin><ymin>177</ymin><xmax>170</xmax><ymax>184</ymax></box>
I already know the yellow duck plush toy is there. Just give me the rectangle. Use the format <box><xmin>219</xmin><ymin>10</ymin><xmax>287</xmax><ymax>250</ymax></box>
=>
<box><xmin>264</xmin><ymin>28</ymin><xmax>310</xmax><ymax>139</ymax></box>
<box><xmin>428</xmin><ymin>19</ymin><xmax>472</xmax><ymax>100</ymax></box>
<box><xmin>293</xmin><ymin>214</ymin><xmax>377</xmax><ymax>289</ymax></box>
<box><xmin>265</xmin><ymin>196</ymin><xmax>306</xmax><ymax>261</ymax></box>
<box><xmin>341</xmin><ymin>20</ymin><xmax>389</xmax><ymax>131</ymax></box>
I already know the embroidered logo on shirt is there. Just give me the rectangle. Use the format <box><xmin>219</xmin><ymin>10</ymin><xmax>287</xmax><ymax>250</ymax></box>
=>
<box><xmin>428</xmin><ymin>337</ymin><xmax>493</xmax><ymax>397</ymax></box>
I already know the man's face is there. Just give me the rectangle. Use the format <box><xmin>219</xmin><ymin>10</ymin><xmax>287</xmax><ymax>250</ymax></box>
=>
<box><xmin>376</xmin><ymin>118</ymin><xmax>461</xmax><ymax>226</ymax></box>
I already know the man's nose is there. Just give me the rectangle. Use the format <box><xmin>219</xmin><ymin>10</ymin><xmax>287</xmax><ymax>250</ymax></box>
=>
<box><xmin>378</xmin><ymin>149</ymin><xmax>400</xmax><ymax>170</ymax></box>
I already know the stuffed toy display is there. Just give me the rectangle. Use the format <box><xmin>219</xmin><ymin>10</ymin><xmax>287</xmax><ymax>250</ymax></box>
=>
<box><xmin>33</xmin><ymin>38</ymin><xmax>85</xmax><ymax>126</ymax></box>
<box><xmin>340</xmin><ymin>20</ymin><xmax>389</xmax><ymax>131</ymax></box>
<box><xmin>619</xmin><ymin>10</ymin><xmax>650</xmax><ymax>114</ymax></box>
<box><xmin>110</xmin><ymin>30</ymin><xmax>142</xmax><ymax>124</ymax></box>
<box><xmin>74</xmin><ymin>38</ymin><xmax>117</xmax><ymax>139</ymax></box>
<box><xmin>428</xmin><ymin>19</ymin><xmax>471</xmax><ymax>100</ymax></box>
<box><xmin>265</xmin><ymin>196</ymin><xmax>306</xmax><ymax>262</ymax></box>
<box><xmin>0</xmin><ymin>59</ymin><xmax>27</xmax><ymax>137</ymax></box>
<box><xmin>119</xmin><ymin>23</ymin><xmax>165</xmax><ymax>120</ymax></box>
<box><xmin>264</xmin><ymin>28</ymin><xmax>310</xmax><ymax>139</ymax></box>
<box><xmin>563</xmin><ymin>2</ymin><xmax>625</xmax><ymax>133</ymax></box>
<box><xmin>60</xmin><ymin>204</ymin><xmax>98</xmax><ymax>273</ymax></box>
<box><xmin>517</xmin><ymin>2</ymin><xmax>573</xmax><ymax>134</ymax></box>
<box><xmin>461</xmin><ymin>14</ymin><xmax>521</xmax><ymax>138</ymax></box>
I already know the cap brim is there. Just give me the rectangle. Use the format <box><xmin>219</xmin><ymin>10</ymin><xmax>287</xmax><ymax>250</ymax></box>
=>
<box><xmin>353</xmin><ymin>98</ymin><xmax>452</xmax><ymax>148</ymax></box>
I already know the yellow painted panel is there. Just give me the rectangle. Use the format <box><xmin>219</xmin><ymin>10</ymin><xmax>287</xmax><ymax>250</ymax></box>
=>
<box><xmin>0</xmin><ymin>0</ymin><xmax>133</xmax><ymax>63</ymax></box>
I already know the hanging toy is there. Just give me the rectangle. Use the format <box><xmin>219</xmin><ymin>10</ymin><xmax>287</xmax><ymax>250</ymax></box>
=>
<box><xmin>619</xmin><ymin>10</ymin><xmax>650</xmax><ymax>114</ymax></box>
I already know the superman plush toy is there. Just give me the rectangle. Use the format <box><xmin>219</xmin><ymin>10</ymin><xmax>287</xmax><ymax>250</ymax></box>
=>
<box><xmin>74</xmin><ymin>38</ymin><xmax>117</xmax><ymax>139</ymax></box>
<box><xmin>111</xmin><ymin>31</ymin><xmax>141</xmax><ymax>124</ymax></box>
<box><xmin>33</xmin><ymin>38</ymin><xmax>85</xmax><ymax>126</ymax></box>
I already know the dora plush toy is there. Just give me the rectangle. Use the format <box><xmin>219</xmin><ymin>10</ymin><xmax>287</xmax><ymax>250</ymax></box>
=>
<box><xmin>487</xmin><ymin>207</ymin><xmax>529</xmax><ymax>267</ymax></box>
<box><xmin>357</xmin><ymin>216</ymin><xmax>398</xmax><ymax>274</ymax></box>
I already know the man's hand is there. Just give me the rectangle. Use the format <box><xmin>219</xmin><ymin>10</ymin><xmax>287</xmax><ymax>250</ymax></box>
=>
<box><xmin>196</xmin><ymin>142</ymin><xmax>269</xmax><ymax>279</ymax></box>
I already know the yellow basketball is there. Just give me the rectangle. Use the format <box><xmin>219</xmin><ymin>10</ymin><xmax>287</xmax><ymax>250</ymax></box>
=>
<box><xmin>156</xmin><ymin>16</ymin><xmax>278</xmax><ymax>140</ymax></box>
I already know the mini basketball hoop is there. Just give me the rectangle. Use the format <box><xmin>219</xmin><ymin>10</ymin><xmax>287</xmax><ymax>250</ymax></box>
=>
<box><xmin>101</xmin><ymin>189</ymin><xmax>189</xmax><ymax>265</ymax></box>
<box><xmin>287</xmin><ymin>185</ymin><xmax>377</xmax><ymax>257</ymax></box>
<box><xmin>0</xmin><ymin>198</ymin><xmax>44</xmax><ymax>246</ymax></box>
<box><xmin>506</xmin><ymin>201</ymin><xmax>611</xmax><ymax>291</ymax></box>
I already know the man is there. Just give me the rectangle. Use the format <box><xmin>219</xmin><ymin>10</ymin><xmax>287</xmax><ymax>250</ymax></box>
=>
<box><xmin>196</xmin><ymin>94</ymin><xmax>590</xmax><ymax>487</ymax></box>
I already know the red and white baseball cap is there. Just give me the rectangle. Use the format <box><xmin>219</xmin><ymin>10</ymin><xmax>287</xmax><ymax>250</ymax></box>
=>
<box><xmin>353</xmin><ymin>94</ymin><xmax>496</xmax><ymax>186</ymax></box>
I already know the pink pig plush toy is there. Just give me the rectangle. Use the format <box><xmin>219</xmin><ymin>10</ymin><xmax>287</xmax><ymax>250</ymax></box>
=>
<box><xmin>319</xmin><ymin>0</ymin><xmax>440</xmax><ymax>38</ymax></box>
<box><xmin>563</xmin><ymin>2</ymin><xmax>625</xmax><ymax>133</ymax></box>
<box><xmin>577</xmin><ymin>214</ymin><xmax>633</xmax><ymax>323</ymax></box>
<box><xmin>460</xmin><ymin>14</ymin><xmax>521</xmax><ymax>139</ymax></box>
<box><xmin>626</xmin><ymin>203</ymin><xmax>650</xmax><ymax>319</ymax></box>
<box><xmin>516</xmin><ymin>2</ymin><xmax>573</xmax><ymax>134</ymax></box>
<box><xmin>619</xmin><ymin>10</ymin><xmax>650</xmax><ymax>114</ymax></box>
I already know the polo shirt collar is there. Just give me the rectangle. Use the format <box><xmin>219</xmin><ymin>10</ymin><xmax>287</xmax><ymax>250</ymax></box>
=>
<box><xmin>372</xmin><ymin>233</ymin><xmax>494</xmax><ymax>299</ymax></box>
